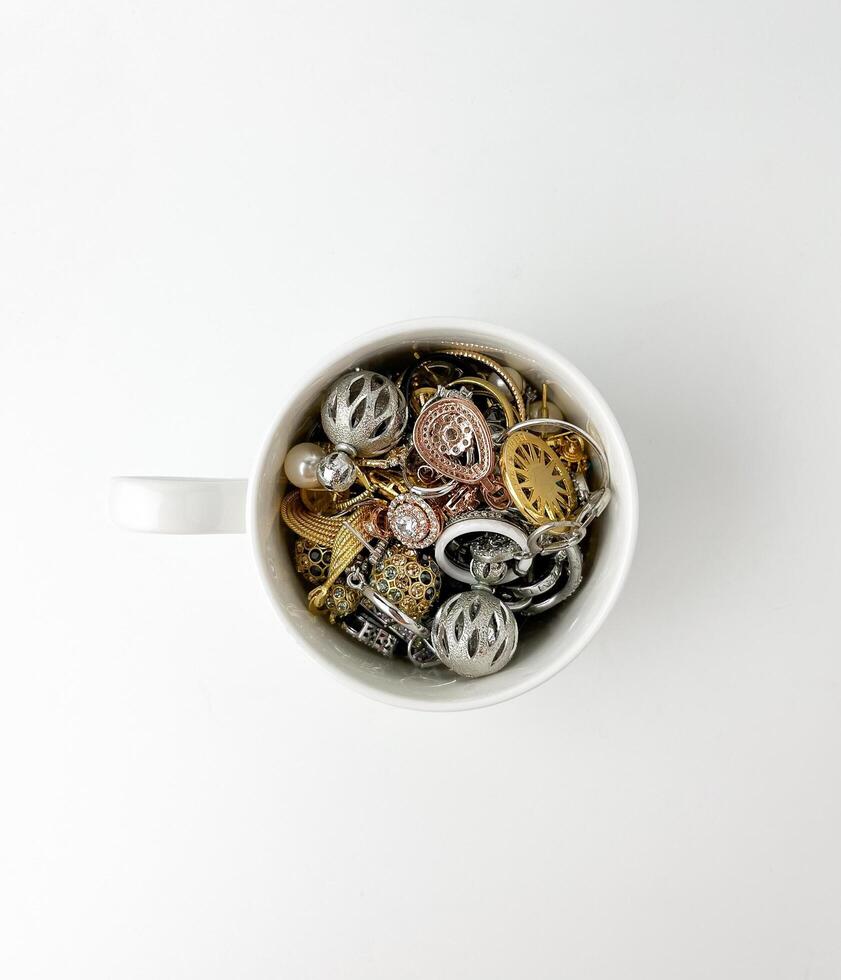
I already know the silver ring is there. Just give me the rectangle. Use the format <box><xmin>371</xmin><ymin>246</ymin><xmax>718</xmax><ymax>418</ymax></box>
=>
<box><xmin>527</xmin><ymin>520</ymin><xmax>587</xmax><ymax>556</ymax></box>
<box><xmin>400</xmin><ymin>445</ymin><xmax>457</xmax><ymax>498</ymax></box>
<box><xmin>521</xmin><ymin>543</ymin><xmax>583</xmax><ymax>615</ymax></box>
<box><xmin>501</xmin><ymin>550</ymin><xmax>567</xmax><ymax>598</ymax></box>
<box><xmin>435</xmin><ymin>513</ymin><xmax>533</xmax><ymax>584</ymax></box>
<box><xmin>359</xmin><ymin>584</ymin><xmax>428</xmax><ymax>638</ymax></box>
<box><xmin>506</xmin><ymin>418</ymin><xmax>610</xmax><ymax>492</ymax></box>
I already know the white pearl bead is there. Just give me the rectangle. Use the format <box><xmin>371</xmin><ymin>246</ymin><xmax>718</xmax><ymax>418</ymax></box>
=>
<box><xmin>528</xmin><ymin>399</ymin><xmax>564</xmax><ymax>421</ymax></box>
<box><xmin>283</xmin><ymin>442</ymin><xmax>325</xmax><ymax>489</ymax></box>
<box><xmin>488</xmin><ymin>367</ymin><xmax>524</xmax><ymax>397</ymax></box>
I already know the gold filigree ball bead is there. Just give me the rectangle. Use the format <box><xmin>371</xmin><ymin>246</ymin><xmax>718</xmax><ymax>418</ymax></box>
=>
<box><xmin>325</xmin><ymin>582</ymin><xmax>361</xmax><ymax>623</ymax></box>
<box><xmin>294</xmin><ymin>538</ymin><xmax>333</xmax><ymax>584</ymax></box>
<box><xmin>553</xmin><ymin>434</ymin><xmax>589</xmax><ymax>467</ymax></box>
<box><xmin>369</xmin><ymin>545</ymin><xmax>442</xmax><ymax>621</ymax></box>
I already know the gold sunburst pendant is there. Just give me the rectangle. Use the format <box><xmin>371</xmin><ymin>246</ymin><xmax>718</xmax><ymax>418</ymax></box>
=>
<box><xmin>500</xmin><ymin>431</ymin><xmax>577</xmax><ymax>526</ymax></box>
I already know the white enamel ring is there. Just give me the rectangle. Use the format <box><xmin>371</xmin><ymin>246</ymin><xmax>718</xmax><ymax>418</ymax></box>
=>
<box><xmin>434</xmin><ymin>516</ymin><xmax>533</xmax><ymax>585</ymax></box>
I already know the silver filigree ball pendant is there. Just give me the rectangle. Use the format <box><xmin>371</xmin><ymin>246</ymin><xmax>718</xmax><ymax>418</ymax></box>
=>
<box><xmin>322</xmin><ymin>369</ymin><xmax>408</xmax><ymax>457</ymax></box>
<box><xmin>432</xmin><ymin>589</ymin><xmax>518</xmax><ymax>678</ymax></box>
<box><xmin>317</xmin><ymin>369</ymin><xmax>408</xmax><ymax>491</ymax></box>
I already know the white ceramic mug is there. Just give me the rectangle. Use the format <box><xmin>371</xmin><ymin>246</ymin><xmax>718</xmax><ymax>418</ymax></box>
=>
<box><xmin>111</xmin><ymin>317</ymin><xmax>638</xmax><ymax>711</ymax></box>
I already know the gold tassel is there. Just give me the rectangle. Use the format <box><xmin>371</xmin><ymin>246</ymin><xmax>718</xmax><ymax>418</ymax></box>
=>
<box><xmin>280</xmin><ymin>490</ymin><xmax>370</xmax><ymax>547</ymax></box>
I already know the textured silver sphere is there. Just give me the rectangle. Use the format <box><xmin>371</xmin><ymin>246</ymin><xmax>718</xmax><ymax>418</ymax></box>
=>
<box><xmin>283</xmin><ymin>442</ymin><xmax>325</xmax><ymax>489</ymax></box>
<box><xmin>468</xmin><ymin>557</ymin><xmax>508</xmax><ymax>588</ymax></box>
<box><xmin>432</xmin><ymin>590</ymin><xmax>518</xmax><ymax>678</ymax></box>
<box><xmin>317</xmin><ymin>450</ymin><xmax>356</xmax><ymax>491</ymax></box>
<box><xmin>321</xmin><ymin>370</ymin><xmax>408</xmax><ymax>456</ymax></box>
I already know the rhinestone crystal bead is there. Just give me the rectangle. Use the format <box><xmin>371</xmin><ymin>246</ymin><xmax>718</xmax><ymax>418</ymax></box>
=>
<box><xmin>368</xmin><ymin>545</ymin><xmax>442</xmax><ymax>620</ymax></box>
<box><xmin>316</xmin><ymin>450</ymin><xmax>357</xmax><ymax>492</ymax></box>
<box><xmin>387</xmin><ymin>493</ymin><xmax>442</xmax><ymax>549</ymax></box>
<box><xmin>324</xmin><ymin>581</ymin><xmax>361</xmax><ymax>622</ymax></box>
<box><xmin>293</xmin><ymin>538</ymin><xmax>332</xmax><ymax>584</ymax></box>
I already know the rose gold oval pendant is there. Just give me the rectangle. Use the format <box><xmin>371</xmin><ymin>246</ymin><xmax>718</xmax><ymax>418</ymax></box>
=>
<box><xmin>413</xmin><ymin>396</ymin><xmax>510</xmax><ymax>510</ymax></box>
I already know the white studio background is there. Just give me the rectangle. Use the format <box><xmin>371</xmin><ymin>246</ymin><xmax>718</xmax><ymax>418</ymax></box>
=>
<box><xmin>2</xmin><ymin>2</ymin><xmax>840</xmax><ymax>978</ymax></box>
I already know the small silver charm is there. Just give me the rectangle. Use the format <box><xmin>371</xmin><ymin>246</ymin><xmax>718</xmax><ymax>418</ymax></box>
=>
<box><xmin>341</xmin><ymin>608</ymin><xmax>402</xmax><ymax>658</ymax></box>
<box><xmin>432</xmin><ymin>589</ymin><xmax>518</xmax><ymax>678</ymax></box>
<box><xmin>468</xmin><ymin>535</ymin><xmax>511</xmax><ymax>588</ymax></box>
<box><xmin>345</xmin><ymin>568</ymin><xmax>431</xmax><ymax>644</ymax></box>
<box><xmin>322</xmin><ymin>370</ymin><xmax>408</xmax><ymax>457</ymax></box>
<box><xmin>434</xmin><ymin>510</ymin><xmax>533</xmax><ymax>585</ymax></box>
<box><xmin>317</xmin><ymin>450</ymin><xmax>357</xmax><ymax>491</ymax></box>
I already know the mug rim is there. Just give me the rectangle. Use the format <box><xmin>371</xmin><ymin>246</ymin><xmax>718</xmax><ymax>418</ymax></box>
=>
<box><xmin>246</xmin><ymin>316</ymin><xmax>639</xmax><ymax>711</ymax></box>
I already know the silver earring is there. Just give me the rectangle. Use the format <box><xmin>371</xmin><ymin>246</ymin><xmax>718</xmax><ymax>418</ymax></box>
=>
<box><xmin>318</xmin><ymin>370</ymin><xmax>408</xmax><ymax>491</ymax></box>
<box><xmin>431</xmin><ymin>588</ymin><xmax>518</xmax><ymax>678</ymax></box>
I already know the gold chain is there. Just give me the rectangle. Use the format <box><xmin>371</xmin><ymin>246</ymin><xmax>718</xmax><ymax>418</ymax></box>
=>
<box><xmin>436</xmin><ymin>349</ymin><xmax>527</xmax><ymax>421</ymax></box>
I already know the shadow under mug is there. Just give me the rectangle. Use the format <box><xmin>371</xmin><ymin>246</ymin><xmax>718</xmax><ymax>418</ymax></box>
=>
<box><xmin>111</xmin><ymin>317</ymin><xmax>638</xmax><ymax>711</ymax></box>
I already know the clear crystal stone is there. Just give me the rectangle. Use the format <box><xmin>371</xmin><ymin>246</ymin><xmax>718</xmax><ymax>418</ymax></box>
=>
<box><xmin>393</xmin><ymin>507</ymin><xmax>425</xmax><ymax>537</ymax></box>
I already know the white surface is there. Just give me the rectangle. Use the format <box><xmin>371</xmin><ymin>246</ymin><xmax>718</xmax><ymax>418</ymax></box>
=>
<box><xmin>1</xmin><ymin>1</ymin><xmax>840</xmax><ymax>977</ymax></box>
<box><xmin>110</xmin><ymin>477</ymin><xmax>248</xmax><ymax>533</ymax></box>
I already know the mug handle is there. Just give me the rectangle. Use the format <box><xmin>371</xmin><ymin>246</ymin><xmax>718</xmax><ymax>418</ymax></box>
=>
<box><xmin>109</xmin><ymin>477</ymin><xmax>248</xmax><ymax>533</ymax></box>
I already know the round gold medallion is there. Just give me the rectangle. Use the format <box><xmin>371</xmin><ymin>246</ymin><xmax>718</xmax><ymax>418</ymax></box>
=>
<box><xmin>500</xmin><ymin>431</ymin><xmax>576</xmax><ymax>525</ymax></box>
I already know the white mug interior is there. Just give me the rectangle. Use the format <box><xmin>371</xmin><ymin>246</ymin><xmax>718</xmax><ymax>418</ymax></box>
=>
<box><xmin>248</xmin><ymin>318</ymin><xmax>638</xmax><ymax>711</ymax></box>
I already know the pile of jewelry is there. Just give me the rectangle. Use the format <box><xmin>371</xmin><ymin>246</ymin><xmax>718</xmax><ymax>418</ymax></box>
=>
<box><xmin>279</xmin><ymin>350</ymin><xmax>611</xmax><ymax>679</ymax></box>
